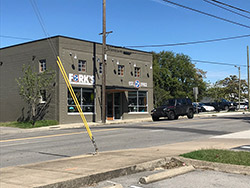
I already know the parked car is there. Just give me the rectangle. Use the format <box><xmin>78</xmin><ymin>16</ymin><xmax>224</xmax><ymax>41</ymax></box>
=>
<box><xmin>151</xmin><ymin>98</ymin><xmax>194</xmax><ymax>121</ymax></box>
<box><xmin>236</xmin><ymin>101</ymin><xmax>248</xmax><ymax>110</ymax></box>
<box><xmin>204</xmin><ymin>99</ymin><xmax>236</xmax><ymax>111</ymax></box>
<box><xmin>193</xmin><ymin>102</ymin><xmax>215</xmax><ymax>113</ymax></box>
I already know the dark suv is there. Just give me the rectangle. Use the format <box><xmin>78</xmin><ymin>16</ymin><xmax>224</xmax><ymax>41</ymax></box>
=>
<box><xmin>151</xmin><ymin>98</ymin><xmax>194</xmax><ymax>121</ymax></box>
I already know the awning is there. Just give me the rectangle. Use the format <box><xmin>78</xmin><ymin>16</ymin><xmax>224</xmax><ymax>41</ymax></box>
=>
<box><xmin>106</xmin><ymin>86</ymin><xmax>138</xmax><ymax>93</ymax></box>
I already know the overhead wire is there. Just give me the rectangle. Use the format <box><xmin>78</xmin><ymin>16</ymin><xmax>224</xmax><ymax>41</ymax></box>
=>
<box><xmin>125</xmin><ymin>34</ymin><xmax>250</xmax><ymax>48</ymax></box>
<box><xmin>204</xmin><ymin>0</ymin><xmax>250</xmax><ymax>20</ymax></box>
<box><xmin>162</xmin><ymin>0</ymin><xmax>250</xmax><ymax>29</ymax></box>
<box><xmin>210</xmin><ymin>0</ymin><xmax>250</xmax><ymax>14</ymax></box>
<box><xmin>29</xmin><ymin>0</ymin><xmax>58</xmax><ymax>58</ymax></box>
<box><xmin>191</xmin><ymin>59</ymin><xmax>246</xmax><ymax>67</ymax></box>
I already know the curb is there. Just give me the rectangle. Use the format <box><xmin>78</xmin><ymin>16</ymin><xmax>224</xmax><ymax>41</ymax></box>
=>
<box><xmin>175</xmin><ymin>156</ymin><xmax>250</xmax><ymax>176</ymax></box>
<box><xmin>34</xmin><ymin>157</ymin><xmax>175</xmax><ymax>188</ymax></box>
<box><xmin>139</xmin><ymin>165</ymin><xmax>195</xmax><ymax>184</ymax></box>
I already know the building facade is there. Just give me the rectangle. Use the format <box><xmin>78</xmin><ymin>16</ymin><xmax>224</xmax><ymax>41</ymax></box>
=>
<box><xmin>0</xmin><ymin>36</ymin><xmax>153</xmax><ymax>124</ymax></box>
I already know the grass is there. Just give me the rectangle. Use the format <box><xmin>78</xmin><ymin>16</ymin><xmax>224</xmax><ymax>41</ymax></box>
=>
<box><xmin>0</xmin><ymin>120</ymin><xmax>59</xmax><ymax>129</ymax></box>
<box><xmin>180</xmin><ymin>149</ymin><xmax>250</xmax><ymax>166</ymax></box>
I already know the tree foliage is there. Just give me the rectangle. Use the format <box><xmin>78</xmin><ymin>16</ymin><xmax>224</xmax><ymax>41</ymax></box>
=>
<box><xmin>206</xmin><ymin>75</ymin><xmax>248</xmax><ymax>101</ymax></box>
<box><xmin>153</xmin><ymin>51</ymin><xmax>207</xmax><ymax>107</ymax></box>
<box><xmin>16</xmin><ymin>65</ymin><xmax>55</xmax><ymax>125</ymax></box>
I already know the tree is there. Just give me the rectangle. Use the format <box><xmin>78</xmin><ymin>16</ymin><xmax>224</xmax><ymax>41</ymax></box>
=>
<box><xmin>208</xmin><ymin>75</ymin><xmax>248</xmax><ymax>101</ymax></box>
<box><xmin>153</xmin><ymin>51</ymin><xmax>207</xmax><ymax>107</ymax></box>
<box><xmin>16</xmin><ymin>65</ymin><xmax>55</xmax><ymax>125</ymax></box>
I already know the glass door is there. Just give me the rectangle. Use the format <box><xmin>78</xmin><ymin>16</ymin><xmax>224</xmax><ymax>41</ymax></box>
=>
<box><xmin>114</xmin><ymin>93</ymin><xmax>121</xmax><ymax>119</ymax></box>
<box><xmin>107</xmin><ymin>93</ymin><xmax>113</xmax><ymax>120</ymax></box>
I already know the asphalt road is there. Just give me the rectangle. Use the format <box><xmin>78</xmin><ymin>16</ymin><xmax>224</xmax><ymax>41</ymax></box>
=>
<box><xmin>1</xmin><ymin>115</ymin><xmax>250</xmax><ymax>168</ymax></box>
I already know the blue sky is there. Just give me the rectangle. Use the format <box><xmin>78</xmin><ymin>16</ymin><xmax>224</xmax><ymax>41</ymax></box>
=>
<box><xmin>0</xmin><ymin>0</ymin><xmax>249</xmax><ymax>83</ymax></box>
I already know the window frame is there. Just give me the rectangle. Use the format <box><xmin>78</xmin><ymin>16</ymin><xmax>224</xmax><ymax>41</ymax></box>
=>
<box><xmin>39</xmin><ymin>59</ymin><xmax>46</xmax><ymax>72</ymax></box>
<box><xmin>118</xmin><ymin>65</ymin><xmax>124</xmax><ymax>76</ymax></box>
<box><xmin>78</xmin><ymin>60</ymin><xmax>86</xmax><ymax>72</ymax></box>
<box><xmin>99</xmin><ymin>62</ymin><xmax>103</xmax><ymax>74</ymax></box>
<box><xmin>128</xmin><ymin>91</ymin><xmax>148</xmax><ymax>113</ymax></box>
<box><xmin>67</xmin><ymin>87</ymin><xmax>95</xmax><ymax>114</ymax></box>
<box><xmin>134</xmin><ymin>67</ymin><xmax>141</xmax><ymax>78</ymax></box>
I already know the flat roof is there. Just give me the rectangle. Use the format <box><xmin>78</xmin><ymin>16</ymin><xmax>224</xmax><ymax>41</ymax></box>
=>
<box><xmin>0</xmin><ymin>35</ymin><xmax>152</xmax><ymax>54</ymax></box>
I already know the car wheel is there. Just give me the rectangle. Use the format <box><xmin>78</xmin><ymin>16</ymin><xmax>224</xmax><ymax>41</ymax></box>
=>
<box><xmin>152</xmin><ymin>116</ymin><xmax>159</xmax><ymax>121</ymax></box>
<box><xmin>187</xmin><ymin>109</ymin><xmax>194</xmax><ymax>119</ymax></box>
<box><xmin>168</xmin><ymin>111</ymin><xmax>175</xmax><ymax>120</ymax></box>
<box><xmin>224</xmin><ymin>106</ymin><xmax>229</xmax><ymax>111</ymax></box>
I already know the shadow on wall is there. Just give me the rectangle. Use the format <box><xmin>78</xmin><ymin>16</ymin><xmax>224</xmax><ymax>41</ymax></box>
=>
<box><xmin>17</xmin><ymin>94</ymin><xmax>53</xmax><ymax>123</ymax></box>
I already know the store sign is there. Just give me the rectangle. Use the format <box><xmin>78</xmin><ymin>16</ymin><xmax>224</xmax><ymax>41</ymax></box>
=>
<box><xmin>128</xmin><ymin>81</ymin><xmax>147</xmax><ymax>88</ymax></box>
<box><xmin>69</xmin><ymin>73</ymin><xmax>94</xmax><ymax>85</ymax></box>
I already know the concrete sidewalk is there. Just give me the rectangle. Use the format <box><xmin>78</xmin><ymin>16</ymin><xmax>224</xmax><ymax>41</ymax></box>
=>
<box><xmin>1</xmin><ymin>137</ymin><xmax>250</xmax><ymax>188</ymax></box>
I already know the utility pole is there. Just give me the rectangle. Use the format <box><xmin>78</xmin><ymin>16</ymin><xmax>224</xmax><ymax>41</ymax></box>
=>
<box><xmin>102</xmin><ymin>0</ymin><xmax>107</xmax><ymax>123</ymax></box>
<box><xmin>238</xmin><ymin>66</ymin><xmax>241</xmax><ymax>110</ymax></box>
<box><xmin>247</xmin><ymin>46</ymin><xmax>249</xmax><ymax>111</ymax></box>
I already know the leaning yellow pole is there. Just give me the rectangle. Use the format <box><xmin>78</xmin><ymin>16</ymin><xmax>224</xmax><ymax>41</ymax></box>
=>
<box><xmin>56</xmin><ymin>56</ymin><xmax>98</xmax><ymax>153</ymax></box>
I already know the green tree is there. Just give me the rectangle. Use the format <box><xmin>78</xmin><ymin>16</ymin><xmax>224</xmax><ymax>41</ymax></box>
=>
<box><xmin>153</xmin><ymin>51</ymin><xmax>207</xmax><ymax>107</ymax></box>
<box><xmin>213</xmin><ymin>75</ymin><xmax>248</xmax><ymax>101</ymax></box>
<box><xmin>16</xmin><ymin>65</ymin><xmax>55</xmax><ymax>125</ymax></box>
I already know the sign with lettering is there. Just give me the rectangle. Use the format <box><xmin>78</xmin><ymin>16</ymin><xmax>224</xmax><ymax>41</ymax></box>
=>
<box><xmin>69</xmin><ymin>73</ymin><xmax>94</xmax><ymax>85</ymax></box>
<box><xmin>128</xmin><ymin>81</ymin><xmax>147</xmax><ymax>88</ymax></box>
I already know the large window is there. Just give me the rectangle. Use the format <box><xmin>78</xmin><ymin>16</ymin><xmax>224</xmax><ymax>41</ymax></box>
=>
<box><xmin>67</xmin><ymin>88</ymin><xmax>94</xmax><ymax>113</ymax></box>
<box><xmin>128</xmin><ymin>91</ymin><xmax>147</xmax><ymax>112</ymax></box>
<box><xmin>78</xmin><ymin>60</ymin><xmax>86</xmax><ymax>72</ymax></box>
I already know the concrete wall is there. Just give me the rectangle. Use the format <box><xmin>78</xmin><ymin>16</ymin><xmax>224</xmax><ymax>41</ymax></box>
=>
<box><xmin>0</xmin><ymin>38</ymin><xmax>59</xmax><ymax>122</ymax></box>
<box><xmin>0</xmin><ymin>36</ymin><xmax>153</xmax><ymax>124</ymax></box>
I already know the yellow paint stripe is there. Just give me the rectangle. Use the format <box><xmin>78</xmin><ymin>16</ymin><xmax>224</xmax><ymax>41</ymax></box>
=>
<box><xmin>0</xmin><ymin>128</ymin><xmax>121</xmax><ymax>143</ymax></box>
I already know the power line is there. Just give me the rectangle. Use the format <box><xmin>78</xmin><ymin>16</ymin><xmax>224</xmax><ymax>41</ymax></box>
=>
<box><xmin>204</xmin><ymin>0</ymin><xmax>250</xmax><ymax>20</ymax></box>
<box><xmin>192</xmin><ymin>59</ymin><xmax>246</xmax><ymax>67</ymax></box>
<box><xmin>125</xmin><ymin>34</ymin><xmax>250</xmax><ymax>48</ymax></box>
<box><xmin>162</xmin><ymin>0</ymin><xmax>250</xmax><ymax>29</ymax></box>
<box><xmin>210</xmin><ymin>0</ymin><xmax>250</xmax><ymax>14</ymax></box>
<box><xmin>0</xmin><ymin>35</ymin><xmax>34</xmax><ymax>41</ymax></box>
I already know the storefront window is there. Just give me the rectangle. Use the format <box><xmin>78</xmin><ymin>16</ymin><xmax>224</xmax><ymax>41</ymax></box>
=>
<box><xmin>128</xmin><ymin>91</ymin><xmax>147</xmax><ymax>112</ymax></box>
<box><xmin>68</xmin><ymin>87</ymin><xmax>94</xmax><ymax>113</ymax></box>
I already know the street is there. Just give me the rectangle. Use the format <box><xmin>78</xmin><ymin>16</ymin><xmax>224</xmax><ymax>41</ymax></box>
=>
<box><xmin>1</xmin><ymin>114</ymin><xmax>250</xmax><ymax>168</ymax></box>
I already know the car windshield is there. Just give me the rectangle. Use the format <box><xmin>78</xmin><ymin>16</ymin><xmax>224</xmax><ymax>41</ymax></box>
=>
<box><xmin>164</xmin><ymin>99</ymin><xmax>175</xmax><ymax>106</ymax></box>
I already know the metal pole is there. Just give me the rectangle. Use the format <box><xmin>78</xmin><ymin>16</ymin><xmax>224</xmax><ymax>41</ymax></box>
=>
<box><xmin>247</xmin><ymin>46</ymin><xmax>249</xmax><ymax>111</ymax></box>
<box><xmin>238</xmin><ymin>66</ymin><xmax>241</xmax><ymax>110</ymax></box>
<box><xmin>102</xmin><ymin>0</ymin><xmax>107</xmax><ymax>123</ymax></box>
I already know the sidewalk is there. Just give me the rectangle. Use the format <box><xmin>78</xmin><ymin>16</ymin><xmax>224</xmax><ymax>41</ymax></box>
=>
<box><xmin>1</xmin><ymin>136</ymin><xmax>250</xmax><ymax>188</ymax></box>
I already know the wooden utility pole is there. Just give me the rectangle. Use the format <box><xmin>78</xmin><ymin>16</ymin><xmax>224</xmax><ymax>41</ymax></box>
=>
<box><xmin>238</xmin><ymin>66</ymin><xmax>241</xmax><ymax>110</ymax></box>
<box><xmin>247</xmin><ymin>46</ymin><xmax>249</xmax><ymax>110</ymax></box>
<box><xmin>102</xmin><ymin>0</ymin><xmax>107</xmax><ymax>123</ymax></box>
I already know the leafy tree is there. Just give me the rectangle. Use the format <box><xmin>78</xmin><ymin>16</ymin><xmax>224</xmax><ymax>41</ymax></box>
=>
<box><xmin>16</xmin><ymin>65</ymin><xmax>55</xmax><ymax>125</ymax></box>
<box><xmin>209</xmin><ymin>75</ymin><xmax>248</xmax><ymax>101</ymax></box>
<box><xmin>153</xmin><ymin>51</ymin><xmax>207</xmax><ymax>107</ymax></box>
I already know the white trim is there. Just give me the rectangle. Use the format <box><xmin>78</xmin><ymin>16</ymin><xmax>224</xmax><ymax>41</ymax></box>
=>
<box><xmin>128</xmin><ymin>112</ymin><xmax>149</xmax><ymax>115</ymax></box>
<box><xmin>67</xmin><ymin>112</ymin><xmax>94</xmax><ymax>115</ymax></box>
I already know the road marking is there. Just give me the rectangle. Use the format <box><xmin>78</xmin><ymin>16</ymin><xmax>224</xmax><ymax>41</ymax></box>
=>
<box><xmin>0</xmin><ymin>128</ymin><xmax>121</xmax><ymax>143</ymax></box>
<box><xmin>150</xmin><ymin>130</ymin><xmax>164</xmax><ymax>132</ymax></box>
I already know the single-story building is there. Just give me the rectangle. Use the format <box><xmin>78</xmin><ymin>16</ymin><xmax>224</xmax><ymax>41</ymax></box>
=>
<box><xmin>0</xmin><ymin>36</ymin><xmax>153</xmax><ymax>124</ymax></box>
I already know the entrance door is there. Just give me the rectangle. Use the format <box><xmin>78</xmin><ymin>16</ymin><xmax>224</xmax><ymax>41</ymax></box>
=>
<box><xmin>107</xmin><ymin>93</ymin><xmax>121</xmax><ymax>120</ymax></box>
<box><xmin>107</xmin><ymin>93</ymin><xmax>114</xmax><ymax>120</ymax></box>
